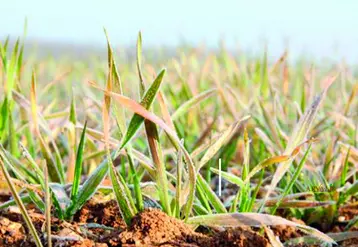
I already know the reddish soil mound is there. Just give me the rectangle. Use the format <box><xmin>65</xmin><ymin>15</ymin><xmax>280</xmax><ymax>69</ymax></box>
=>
<box><xmin>1</xmin><ymin>198</ymin><xmax>358</xmax><ymax>246</ymax></box>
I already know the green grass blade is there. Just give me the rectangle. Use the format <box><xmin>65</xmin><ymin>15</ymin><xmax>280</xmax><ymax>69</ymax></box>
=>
<box><xmin>171</xmin><ymin>88</ymin><xmax>217</xmax><ymax>121</ymax></box>
<box><xmin>120</xmin><ymin>69</ymin><xmax>166</xmax><ymax>149</ymax></box>
<box><xmin>127</xmin><ymin>147</ymin><xmax>144</xmax><ymax>212</ymax></box>
<box><xmin>210</xmin><ymin>168</ymin><xmax>244</xmax><ymax>187</ymax></box>
<box><xmin>197</xmin><ymin>174</ymin><xmax>227</xmax><ymax>213</ymax></box>
<box><xmin>70</xmin><ymin>121</ymin><xmax>87</xmax><ymax>200</ymax></box>
<box><xmin>44</xmin><ymin>164</ymin><xmax>52</xmax><ymax>247</ymax></box>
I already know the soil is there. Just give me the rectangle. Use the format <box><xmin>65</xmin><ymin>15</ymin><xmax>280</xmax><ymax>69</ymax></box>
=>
<box><xmin>0</xmin><ymin>198</ymin><xmax>357</xmax><ymax>247</ymax></box>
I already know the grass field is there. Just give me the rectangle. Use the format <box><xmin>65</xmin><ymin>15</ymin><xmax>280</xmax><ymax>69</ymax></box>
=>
<box><xmin>0</xmin><ymin>30</ymin><xmax>357</xmax><ymax>246</ymax></box>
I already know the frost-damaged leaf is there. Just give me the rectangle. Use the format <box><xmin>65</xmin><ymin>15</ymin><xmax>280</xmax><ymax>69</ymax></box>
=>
<box><xmin>262</xmin><ymin>77</ymin><xmax>335</xmax><ymax>207</ymax></box>
<box><xmin>197</xmin><ymin>116</ymin><xmax>250</xmax><ymax>170</ymax></box>
<box><xmin>120</xmin><ymin>69</ymin><xmax>166</xmax><ymax>149</ymax></box>
<box><xmin>0</xmin><ymin>156</ymin><xmax>43</xmax><ymax>247</ymax></box>
<box><xmin>88</xmin><ymin>82</ymin><xmax>196</xmax><ymax>221</ymax></box>
<box><xmin>187</xmin><ymin>213</ymin><xmax>335</xmax><ymax>244</ymax></box>
<box><xmin>171</xmin><ymin>88</ymin><xmax>217</xmax><ymax>121</ymax></box>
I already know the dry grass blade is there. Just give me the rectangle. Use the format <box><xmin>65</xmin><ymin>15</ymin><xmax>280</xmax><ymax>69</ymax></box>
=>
<box><xmin>285</xmin><ymin>231</ymin><xmax>358</xmax><ymax>246</ymax></box>
<box><xmin>263</xmin><ymin>225</ymin><xmax>284</xmax><ymax>247</ymax></box>
<box><xmin>187</xmin><ymin>213</ymin><xmax>335</xmax><ymax>244</ymax></box>
<box><xmin>197</xmin><ymin>116</ymin><xmax>250</xmax><ymax>170</ymax></box>
<box><xmin>262</xmin><ymin>77</ymin><xmax>335</xmax><ymax>207</ymax></box>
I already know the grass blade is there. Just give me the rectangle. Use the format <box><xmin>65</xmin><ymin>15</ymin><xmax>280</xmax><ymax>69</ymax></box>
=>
<box><xmin>120</xmin><ymin>69</ymin><xmax>166</xmax><ymax>149</ymax></box>
<box><xmin>136</xmin><ymin>31</ymin><xmax>145</xmax><ymax>97</ymax></box>
<box><xmin>187</xmin><ymin>213</ymin><xmax>335</xmax><ymax>244</ymax></box>
<box><xmin>145</xmin><ymin>119</ymin><xmax>171</xmax><ymax>215</ymax></box>
<box><xmin>70</xmin><ymin>121</ymin><xmax>87</xmax><ymax>200</ymax></box>
<box><xmin>197</xmin><ymin>116</ymin><xmax>249</xmax><ymax>170</ymax></box>
<box><xmin>44</xmin><ymin>164</ymin><xmax>52</xmax><ymax>247</ymax></box>
<box><xmin>104</xmin><ymin>63</ymin><xmax>137</xmax><ymax>225</ymax></box>
<box><xmin>262</xmin><ymin>79</ymin><xmax>334</xmax><ymax>209</ymax></box>
<box><xmin>0</xmin><ymin>156</ymin><xmax>43</xmax><ymax>247</ymax></box>
<box><xmin>171</xmin><ymin>88</ymin><xmax>217</xmax><ymax>121</ymax></box>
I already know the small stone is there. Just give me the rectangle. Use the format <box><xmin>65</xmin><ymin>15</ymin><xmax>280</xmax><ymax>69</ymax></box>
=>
<box><xmin>338</xmin><ymin>216</ymin><xmax>346</xmax><ymax>222</ymax></box>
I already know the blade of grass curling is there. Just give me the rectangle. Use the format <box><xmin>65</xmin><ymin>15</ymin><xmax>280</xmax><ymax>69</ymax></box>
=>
<box><xmin>88</xmin><ymin>82</ymin><xmax>196</xmax><ymax>220</ymax></box>
<box><xmin>0</xmin><ymin>157</ymin><xmax>43</xmax><ymax>247</ymax></box>
<box><xmin>120</xmin><ymin>69</ymin><xmax>166</xmax><ymax>149</ymax></box>
<box><xmin>70</xmin><ymin>121</ymin><xmax>87</xmax><ymax>200</ymax></box>
<box><xmin>270</xmin><ymin>144</ymin><xmax>312</xmax><ymax>214</ymax></box>
<box><xmin>145</xmin><ymin>119</ymin><xmax>171</xmax><ymax>215</ymax></box>
<box><xmin>261</xmin><ymin>78</ymin><xmax>335</xmax><ymax>211</ymax></box>
<box><xmin>136</xmin><ymin>31</ymin><xmax>145</xmax><ymax>96</ymax></box>
<box><xmin>103</xmin><ymin>63</ymin><xmax>137</xmax><ymax>225</ymax></box>
<box><xmin>187</xmin><ymin>213</ymin><xmax>335</xmax><ymax>244</ymax></box>
<box><xmin>44</xmin><ymin>164</ymin><xmax>52</xmax><ymax>247</ymax></box>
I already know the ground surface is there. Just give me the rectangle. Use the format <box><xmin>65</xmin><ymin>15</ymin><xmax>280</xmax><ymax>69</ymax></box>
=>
<box><xmin>1</xmin><ymin>197</ymin><xmax>358</xmax><ymax>247</ymax></box>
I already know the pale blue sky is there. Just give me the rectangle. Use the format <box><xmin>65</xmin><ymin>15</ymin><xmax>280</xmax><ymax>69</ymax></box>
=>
<box><xmin>1</xmin><ymin>0</ymin><xmax>358</xmax><ymax>61</ymax></box>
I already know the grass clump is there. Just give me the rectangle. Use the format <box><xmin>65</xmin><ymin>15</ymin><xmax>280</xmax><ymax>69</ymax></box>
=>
<box><xmin>0</xmin><ymin>28</ymin><xmax>357</xmax><ymax>246</ymax></box>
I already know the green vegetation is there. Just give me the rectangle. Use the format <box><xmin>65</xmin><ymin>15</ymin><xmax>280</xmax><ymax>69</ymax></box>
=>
<box><xmin>0</xmin><ymin>27</ymin><xmax>357</xmax><ymax>246</ymax></box>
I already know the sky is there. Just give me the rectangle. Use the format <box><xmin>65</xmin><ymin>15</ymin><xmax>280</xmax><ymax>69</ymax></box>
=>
<box><xmin>1</xmin><ymin>0</ymin><xmax>358</xmax><ymax>61</ymax></box>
